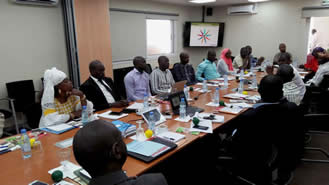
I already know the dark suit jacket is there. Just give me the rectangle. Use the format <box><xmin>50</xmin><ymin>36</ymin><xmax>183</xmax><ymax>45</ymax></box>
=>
<box><xmin>80</xmin><ymin>77</ymin><xmax>121</xmax><ymax>111</ymax></box>
<box><xmin>89</xmin><ymin>170</ymin><xmax>168</xmax><ymax>185</ymax></box>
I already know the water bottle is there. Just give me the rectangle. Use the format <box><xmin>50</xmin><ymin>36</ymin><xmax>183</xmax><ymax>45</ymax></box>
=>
<box><xmin>202</xmin><ymin>78</ymin><xmax>208</xmax><ymax>92</ymax></box>
<box><xmin>238</xmin><ymin>78</ymin><xmax>244</xmax><ymax>94</ymax></box>
<box><xmin>81</xmin><ymin>105</ymin><xmax>89</xmax><ymax>125</ymax></box>
<box><xmin>20</xmin><ymin>129</ymin><xmax>32</xmax><ymax>159</ymax></box>
<box><xmin>250</xmin><ymin>61</ymin><xmax>254</xmax><ymax>74</ymax></box>
<box><xmin>143</xmin><ymin>93</ymin><xmax>149</xmax><ymax>110</ymax></box>
<box><xmin>148</xmin><ymin>111</ymin><xmax>155</xmax><ymax>135</ymax></box>
<box><xmin>184</xmin><ymin>85</ymin><xmax>189</xmax><ymax>100</ymax></box>
<box><xmin>239</xmin><ymin>69</ymin><xmax>244</xmax><ymax>80</ymax></box>
<box><xmin>179</xmin><ymin>98</ymin><xmax>186</xmax><ymax>119</ymax></box>
<box><xmin>223</xmin><ymin>75</ymin><xmax>228</xmax><ymax>89</ymax></box>
<box><xmin>214</xmin><ymin>87</ymin><xmax>220</xmax><ymax>105</ymax></box>
<box><xmin>251</xmin><ymin>73</ymin><xmax>258</xmax><ymax>89</ymax></box>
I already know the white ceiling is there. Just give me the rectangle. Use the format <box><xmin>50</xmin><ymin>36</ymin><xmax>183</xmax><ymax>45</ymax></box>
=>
<box><xmin>149</xmin><ymin>0</ymin><xmax>275</xmax><ymax>6</ymax></box>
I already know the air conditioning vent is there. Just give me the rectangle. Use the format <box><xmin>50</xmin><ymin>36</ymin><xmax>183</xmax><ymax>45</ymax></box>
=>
<box><xmin>228</xmin><ymin>4</ymin><xmax>257</xmax><ymax>15</ymax></box>
<box><xmin>12</xmin><ymin>0</ymin><xmax>59</xmax><ymax>6</ymax></box>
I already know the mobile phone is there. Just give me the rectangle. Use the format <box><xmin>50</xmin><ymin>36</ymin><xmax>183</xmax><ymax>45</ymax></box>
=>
<box><xmin>109</xmin><ymin>111</ymin><xmax>123</xmax><ymax>116</ymax></box>
<box><xmin>193</xmin><ymin>125</ymin><xmax>209</xmax><ymax>130</ymax></box>
<box><xmin>29</xmin><ymin>180</ymin><xmax>48</xmax><ymax>185</ymax></box>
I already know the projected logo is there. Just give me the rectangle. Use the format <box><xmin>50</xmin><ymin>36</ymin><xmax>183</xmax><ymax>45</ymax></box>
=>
<box><xmin>198</xmin><ymin>29</ymin><xmax>212</xmax><ymax>44</ymax></box>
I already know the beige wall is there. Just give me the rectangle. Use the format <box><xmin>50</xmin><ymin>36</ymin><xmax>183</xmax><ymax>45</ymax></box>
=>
<box><xmin>206</xmin><ymin>0</ymin><xmax>322</xmax><ymax>64</ymax></box>
<box><xmin>0</xmin><ymin>0</ymin><xmax>67</xmax><ymax>108</ymax></box>
<box><xmin>311</xmin><ymin>16</ymin><xmax>329</xmax><ymax>49</ymax></box>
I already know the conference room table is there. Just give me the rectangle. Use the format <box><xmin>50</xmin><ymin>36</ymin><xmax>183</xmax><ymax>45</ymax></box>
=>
<box><xmin>0</xmin><ymin>72</ymin><xmax>264</xmax><ymax>185</ymax></box>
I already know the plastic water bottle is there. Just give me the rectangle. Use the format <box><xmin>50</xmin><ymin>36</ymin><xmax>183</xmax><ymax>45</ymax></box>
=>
<box><xmin>148</xmin><ymin>111</ymin><xmax>155</xmax><ymax>134</ymax></box>
<box><xmin>214</xmin><ymin>87</ymin><xmax>220</xmax><ymax>105</ymax></box>
<box><xmin>81</xmin><ymin>105</ymin><xmax>89</xmax><ymax>125</ymax></box>
<box><xmin>239</xmin><ymin>69</ymin><xmax>244</xmax><ymax>80</ymax></box>
<box><xmin>179</xmin><ymin>98</ymin><xmax>186</xmax><ymax>119</ymax></box>
<box><xmin>202</xmin><ymin>78</ymin><xmax>208</xmax><ymax>92</ymax></box>
<box><xmin>251</xmin><ymin>73</ymin><xmax>258</xmax><ymax>89</ymax></box>
<box><xmin>223</xmin><ymin>75</ymin><xmax>228</xmax><ymax>89</ymax></box>
<box><xmin>143</xmin><ymin>93</ymin><xmax>149</xmax><ymax>110</ymax></box>
<box><xmin>184</xmin><ymin>85</ymin><xmax>189</xmax><ymax>100</ymax></box>
<box><xmin>20</xmin><ymin>129</ymin><xmax>32</xmax><ymax>159</ymax></box>
<box><xmin>238</xmin><ymin>78</ymin><xmax>244</xmax><ymax>94</ymax></box>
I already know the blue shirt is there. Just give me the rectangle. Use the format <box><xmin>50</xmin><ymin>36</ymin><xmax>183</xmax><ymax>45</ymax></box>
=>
<box><xmin>196</xmin><ymin>59</ymin><xmax>220</xmax><ymax>81</ymax></box>
<box><xmin>124</xmin><ymin>68</ymin><xmax>151</xmax><ymax>102</ymax></box>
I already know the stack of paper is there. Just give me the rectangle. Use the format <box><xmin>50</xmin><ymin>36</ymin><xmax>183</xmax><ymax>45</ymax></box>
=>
<box><xmin>42</xmin><ymin>123</ymin><xmax>75</xmax><ymax>134</ymax></box>
<box><xmin>224</xmin><ymin>93</ymin><xmax>249</xmax><ymax>99</ymax></box>
<box><xmin>157</xmin><ymin>131</ymin><xmax>186</xmax><ymax>143</ymax></box>
<box><xmin>127</xmin><ymin>140</ymin><xmax>170</xmax><ymax>157</ymax></box>
<box><xmin>98</xmin><ymin>110</ymin><xmax>128</xmax><ymax>120</ymax></box>
<box><xmin>217</xmin><ymin>107</ymin><xmax>243</xmax><ymax>115</ymax></box>
<box><xmin>111</xmin><ymin>120</ymin><xmax>136</xmax><ymax>137</ymax></box>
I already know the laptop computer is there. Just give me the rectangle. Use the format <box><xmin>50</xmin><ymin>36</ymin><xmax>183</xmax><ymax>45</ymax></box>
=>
<box><xmin>168</xmin><ymin>91</ymin><xmax>204</xmax><ymax>116</ymax></box>
<box><xmin>156</xmin><ymin>80</ymin><xmax>187</xmax><ymax>100</ymax></box>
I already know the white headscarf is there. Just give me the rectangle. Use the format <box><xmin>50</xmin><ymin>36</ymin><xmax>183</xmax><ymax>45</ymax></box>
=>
<box><xmin>41</xmin><ymin>67</ymin><xmax>67</xmax><ymax>109</ymax></box>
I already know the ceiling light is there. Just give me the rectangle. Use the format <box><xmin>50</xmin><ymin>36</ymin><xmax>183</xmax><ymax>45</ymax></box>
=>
<box><xmin>248</xmin><ymin>0</ymin><xmax>270</xmax><ymax>2</ymax></box>
<box><xmin>189</xmin><ymin>0</ymin><xmax>216</xmax><ymax>4</ymax></box>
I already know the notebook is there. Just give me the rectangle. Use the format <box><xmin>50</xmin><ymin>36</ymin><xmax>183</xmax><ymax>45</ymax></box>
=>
<box><xmin>111</xmin><ymin>120</ymin><xmax>136</xmax><ymax>137</ymax></box>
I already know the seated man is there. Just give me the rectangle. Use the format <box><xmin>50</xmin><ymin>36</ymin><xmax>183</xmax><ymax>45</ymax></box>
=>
<box><xmin>124</xmin><ymin>56</ymin><xmax>151</xmax><ymax>102</ymax></box>
<box><xmin>277</xmin><ymin>64</ymin><xmax>302</xmax><ymax>105</ymax></box>
<box><xmin>80</xmin><ymin>60</ymin><xmax>128</xmax><ymax>111</ymax></box>
<box><xmin>196</xmin><ymin>50</ymin><xmax>220</xmax><ymax>81</ymax></box>
<box><xmin>273</xmin><ymin>43</ymin><xmax>293</xmax><ymax>65</ymax></box>
<box><xmin>233</xmin><ymin>47</ymin><xmax>250</xmax><ymax>70</ymax></box>
<box><xmin>172</xmin><ymin>52</ymin><xmax>197</xmax><ymax>85</ymax></box>
<box><xmin>73</xmin><ymin>120</ymin><xmax>168</xmax><ymax>185</ymax></box>
<box><xmin>150</xmin><ymin>56</ymin><xmax>175</xmax><ymax>95</ymax></box>
<box><xmin>219</xmin><ymin>75</ymin><xmax>304</xmax><ymax>185</ymax></box>
<box><xmin>307</xmin><ymin>48</ymin><xmax>329</xmax><ymax>87</ymax></box>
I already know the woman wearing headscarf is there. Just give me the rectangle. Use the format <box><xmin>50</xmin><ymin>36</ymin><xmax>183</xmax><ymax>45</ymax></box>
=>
<box><xmin>217</xmin><ymin>48</ymin><xmax>234</xmax><ymax>76</ymax></box>
<box><xmin>39</xmin><ymin>68</ymin><xmax>93</xmax><ymax>128</ymax></box>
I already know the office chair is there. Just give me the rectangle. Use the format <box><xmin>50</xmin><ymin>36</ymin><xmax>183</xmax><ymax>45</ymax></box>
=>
<box><xmin>301</xmin><ymin>75</ymin><xmax>329</xmax><ymax>163</ymax></box>
<box><xmin>113</xmin><ymin>66</ymin><xmax>134</xmax><ymax>99</ymax></box>
<box><xmin>5</xmin><ymin>80</ymin><xmax>42</xmax><ymax>131</ymax></box>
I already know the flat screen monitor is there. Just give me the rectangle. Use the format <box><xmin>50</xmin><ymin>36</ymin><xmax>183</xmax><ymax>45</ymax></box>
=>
<box><xmin>183</xmin><ymin>22</ymin><xmax>225</xmax><ymax>47</ymax></box>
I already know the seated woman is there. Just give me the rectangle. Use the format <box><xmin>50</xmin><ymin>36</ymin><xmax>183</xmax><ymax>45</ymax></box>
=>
<box><xmin>217</xmin><ymin>48</ymin><xmax>234</xmax><ymax>76</ymax></box>
<box><xmin>39</xmin><ymin>68</ymin><xmax>93</xmax><ymax>128</ymax></box>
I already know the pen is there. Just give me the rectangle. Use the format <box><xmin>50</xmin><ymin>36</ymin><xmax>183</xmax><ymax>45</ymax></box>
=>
<box><xmin>163</xmin><ymin>136</ymin><xmax>175</xmax><ymax>141</ymax></box>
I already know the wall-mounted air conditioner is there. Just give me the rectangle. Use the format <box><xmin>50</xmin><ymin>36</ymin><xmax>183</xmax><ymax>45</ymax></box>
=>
<box><xmin>12</xmin><ymin>0</ymin><xmax>59</xmax><ymax>6</ymax></box>
<box><xmin>227</xmin><ymin>4</ymin><xmax>257</xmax><ymax>15</ymax></box>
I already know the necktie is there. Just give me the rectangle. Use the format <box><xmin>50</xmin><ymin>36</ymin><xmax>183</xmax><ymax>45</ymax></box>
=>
<box><xmin>98</xmin><ymin>79</ymin><xmax>114</xmax><ymax>96</ymax></box>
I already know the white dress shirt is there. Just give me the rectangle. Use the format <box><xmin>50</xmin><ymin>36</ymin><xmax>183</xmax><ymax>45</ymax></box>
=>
<box><xmin>90</xmin><ymin>76</ymin><xmax>115</xmax><ymax>104</ymax></box>
<box><xmin>290</xmin><ymin>64</ymin><xmax>306</xmax><ymax>101</ymax></box>
<box><xmin>307</xmin><ymin>62</ymin><xmax>329</xmax><ymax>87</ymax></box>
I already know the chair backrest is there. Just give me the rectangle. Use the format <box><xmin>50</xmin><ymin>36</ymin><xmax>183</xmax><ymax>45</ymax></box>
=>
<box><xmin>319</xmin><ymin>74</ymin><xmax>329</xmax><ymax>90</ymax></box>
<box><xmin>6</xmin><ymin>80</ymin><xmax>35</xmax><ymax>112</ymax></box>
<box><xmin>145</xmin><ymin>64</ymin><xmax>152</xmax><ymax>74</ymax></box>
<box><xmin>113</xmin><ymin>66</ymin><xmax>134</xmax><ymax>99</ymax></box>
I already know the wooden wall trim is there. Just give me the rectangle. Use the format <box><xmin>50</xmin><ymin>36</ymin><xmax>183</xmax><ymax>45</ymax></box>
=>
<box><xmin>74</xmin><ymin>0</ymin><xmax>113</xmax><ymax>83</ymax></box>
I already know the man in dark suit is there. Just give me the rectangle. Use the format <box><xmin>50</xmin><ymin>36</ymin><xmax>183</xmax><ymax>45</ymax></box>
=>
<box><xmin>73</xmin><ymin>119</ymin><xmax>168</xmax><ymax>185</ymax></box>
<box><xmin>80</xmin><ymin>60</ymin><xmax>128</xmax><ymax>111</ymax></box>
<box><xmin>219</xmin><ymin>75</ymin><xmax>304</xmax><ymax>185</ymax></box>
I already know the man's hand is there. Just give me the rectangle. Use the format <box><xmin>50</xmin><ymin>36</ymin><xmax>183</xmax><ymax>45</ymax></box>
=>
<box><xmin>265</xmin><ymin>65</ymin><xmax>274</xmax><ymax>75</ymax></box>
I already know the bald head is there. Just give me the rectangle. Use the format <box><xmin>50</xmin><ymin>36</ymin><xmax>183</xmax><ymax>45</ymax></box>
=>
<box><xmin>278</xmin><ymin>52</ymin><xmax>292</xmax><ymax>65</ymax></box>
<box><xmin>207</xmin><ymin>50</ymin><xmax>216</xmax><ymax>62</ymax></box>
<box><xmin>279</xmin><ymin>43</ymin><xmax>286</xmax><ymax>53</ymax></box>
<box><xmin>89</xmin><ymin>60</ymin><xmax>105</xmax><ymax>80</ymax></box>
<box><xmin>180</xmin><ymin>52</ymin><xmax>189</xmax><ymax>65</ymax></box>
<box><xmin>158</xmin><ymin>56</ymin><xmax>169</xmax><ymax>71</ymax></box>
<box><xmin>133</xmin><ymin>56</ymin><xmax>146</xmax><ymax>73</ymax></box>
<box><xmin>240</xmin><ymin>47</ymin><xmax>249</xmax><ymax>59</ymax></box>
<box><xmin>258</xmin><ymin>75</ymin><xmax>283</xmax><ymax>103</ymax></box>
<box><xmin>73</xmin><ymin>120</ymin><xmax>127</xmax><ymax>177</ymax></box>
<box><xmin>277</xmin><ymin>64</ymin><xmax>295</xmax><ymax>83</ymax></box>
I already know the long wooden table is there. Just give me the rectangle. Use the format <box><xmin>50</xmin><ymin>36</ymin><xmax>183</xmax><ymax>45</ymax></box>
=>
<box><xmin>0</xmin><ymin>73</ymin><xmax>263</xmax><ymax>185</ymax></box>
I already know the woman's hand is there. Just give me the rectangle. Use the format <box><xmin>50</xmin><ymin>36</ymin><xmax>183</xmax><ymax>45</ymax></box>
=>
<box><xmin>70</xmin><ymin>89</ymin><xmax>84</xmax><ymax>98</ymax></box>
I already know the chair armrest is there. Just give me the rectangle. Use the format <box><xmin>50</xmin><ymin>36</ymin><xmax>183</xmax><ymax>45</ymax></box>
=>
<box><xmin>0</xmin><ymin>98</ymin><xmax>15</xmax><ymax>102</ymax></box>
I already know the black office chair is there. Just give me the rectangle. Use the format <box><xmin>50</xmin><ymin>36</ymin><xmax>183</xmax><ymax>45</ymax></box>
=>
<box><xmin>113</xmin><ymin>66</ymin><xmax>134</xmax><ymax>99</ymax></box>
<box><xmin>5</xmin><ymin>80</ymin><xmax>42</xmax><ymax>131</ymax></box>
<box><xmin>301</xmin><ymin>75</ymin><xmax>329</xmax><ymax>163</ymax></box>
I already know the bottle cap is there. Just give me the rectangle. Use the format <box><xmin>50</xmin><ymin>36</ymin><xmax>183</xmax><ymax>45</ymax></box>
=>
<box><xmin>150</xmin><ymin>111</ymin><xmax>154</xmax><ymax>115</ymax></box>
<box><xmin>82</xmin><ymin>105</ymin><xmax>87</xmax><ymax>109</ymax></box>
<box><xmin>184</xmin><ymin>85</ymin><xmax>187</xmax><ymax>88</ymax></box>
<box><xmin>144</xmin><ymin>93</ymin><xmax>148</xmax><ymax>96</ymax></box>
<box><xmin>20</xmin><ymin>129</ymin><xmax>27</xmax><ymax>134</ymax></box>
<box><xmin>216</xmin><ymin>87</ymin><xmax>219</xmax><ymax>90</ymax></box>
<box><xmin>181</xmin><ymin>98</ymin><xmax>185</xmax><ymax>101</ymax></box>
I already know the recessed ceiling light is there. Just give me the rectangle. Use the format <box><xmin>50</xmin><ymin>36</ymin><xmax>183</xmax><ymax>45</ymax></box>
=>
<box><xmin>189</xmin><ymin>0</ymin><xmax>216</xmax><ymax>4</ymax></box>
<box><xmin>248</xmin><ymin>0</ymin><xmax>270</xmax><ymax>2</ymax></box>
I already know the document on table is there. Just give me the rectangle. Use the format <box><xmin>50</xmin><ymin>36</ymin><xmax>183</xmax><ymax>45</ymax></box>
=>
<box><xmin>174</xmin><ymin>115</ymin><xmax>191</xmax><ymax>123</ymax></box>
<box><xmin>98</xmin><ymin>110</ymin><xmax>128</xmax><ymax>119</ymax></box>
<box><xmin>127</xmin><ymin>140</ymin><xmax>169</xmax><ymax>157</ymax></box>
<box><xmin>126</xmin><ymin>103</ymin><xmax>144</xmax><ymax>110</ymax></box>
<box><xmin>47</xmin><ymin>124</ymin><xmax>73</xmax><ymax>132</ymax></box>
<box><xmin>217</xmin><ymin>107</ymin><xmax>243</xmax><ymax>115</ymax></box>
<box><xmin>197</xmin><ymin>113</ymin><xmax>224</xmax><ymax>123</ymax></box>
<box><xmin>48</xmin><ymin>161</ymin><xmax>81</xmax><ymax>179</ymax></box>
<box><xmin>157</xmin><ymin>131</ymin><xmax>186</xmax><ymax>143</ymax></box>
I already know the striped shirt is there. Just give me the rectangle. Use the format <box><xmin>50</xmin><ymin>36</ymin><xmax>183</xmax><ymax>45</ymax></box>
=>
<box><xmin>283</xmin><ymin>81</ymin><xmax>301</xmax><ymax>105</ymax></box>
<box><xmin>291</xmin><ymin>64</ymin><xmax>306</xmax><ymax>101</ymax></box>
<box><xmin>150</xmin><ymin>68</ymin><xmax>175</xmax><ymax>95</ymax></box>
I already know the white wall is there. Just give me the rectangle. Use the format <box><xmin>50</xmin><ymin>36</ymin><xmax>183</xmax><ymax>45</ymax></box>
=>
<box><xmin>205</xmin><ymin>0</ymin><xmax>322</xmax><ymax>64</ymax></box>
<box><xmin>311</xmin><ymin>16</ymin><xmax>329</xmax><ymax>49</ymax></box>
<box><xmin>0</xmin><ymin>0</ymin><xmax>68</xmax><ymax>108</ymax></box>
<box><xmin>109</xmin><ymin>0</ymin><xmax>210</xmax><ymax>69</ymax></box>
